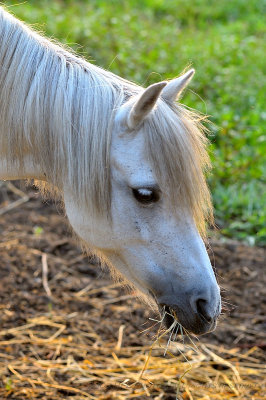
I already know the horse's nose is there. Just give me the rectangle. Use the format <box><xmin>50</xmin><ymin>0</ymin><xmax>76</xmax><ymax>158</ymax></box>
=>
<box><xmin>157</xmin><ymin>284</ymin><xmax>221</xmax><ymax>334</ymax></box>
<box><xmin>195</xmin><ymin>298</ymin><xmax>213</xmax><ymax>322</ymax></box>
<box><xmin>191</xmin><ymin>288</ymin><xmax>221</xmax><ymax>322</ymax></box>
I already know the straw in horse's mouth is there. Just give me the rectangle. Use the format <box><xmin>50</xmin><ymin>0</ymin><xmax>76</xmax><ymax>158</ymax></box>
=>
<box><xmin>161</xmin><ymin>305</ymin><xmax>182</xmax><ymax>333</ymax></box>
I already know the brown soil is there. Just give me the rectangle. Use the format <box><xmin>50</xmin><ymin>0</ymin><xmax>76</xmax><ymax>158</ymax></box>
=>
<box><xmin>0</xmin><ymin>182</ymin><xmax>265</xmax><ymax>399</ymax></box>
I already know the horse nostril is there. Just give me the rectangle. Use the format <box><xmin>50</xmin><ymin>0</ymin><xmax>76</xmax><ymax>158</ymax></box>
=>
<box><xmin>196</xmin><ymin>299</ymin><xmax>212</xmax><ymax>323</ymax></box>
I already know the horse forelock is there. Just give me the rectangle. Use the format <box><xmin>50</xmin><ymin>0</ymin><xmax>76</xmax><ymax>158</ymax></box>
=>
<box><xmin>0</xmin><ymin>6</ymin><xmax>212</xmax><ymax>235</ymax></box>
<box><xmin>143</xmin><ymin>101</ymin><xmax>213</xmax><ymax>236</ymax></box>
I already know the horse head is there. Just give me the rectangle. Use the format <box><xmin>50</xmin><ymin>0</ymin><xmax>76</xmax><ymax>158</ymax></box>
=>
<box><xmin>65</xmin><ymin>70</ymin><xmax>221</xmax><ymax>335</ymax></box>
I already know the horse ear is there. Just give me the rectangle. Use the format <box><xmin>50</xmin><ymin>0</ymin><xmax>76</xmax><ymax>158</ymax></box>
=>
<box><xmin>161</xmin><ymin>69</ymin><xmax>195</xmax><ymax>102</ymax></box>
<box><xmin>127</xmin><ymin>81</ymin><xmax>167</xmax><ymax>129</ymax></box>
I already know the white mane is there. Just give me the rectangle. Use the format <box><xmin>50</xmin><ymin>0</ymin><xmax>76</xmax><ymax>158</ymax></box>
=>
<box><xmin>0</xmin><ymin>6</ymin><xmax>212</xmax><ymax>234</ymax></box>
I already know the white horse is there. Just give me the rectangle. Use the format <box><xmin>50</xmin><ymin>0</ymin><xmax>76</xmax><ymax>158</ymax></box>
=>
<box><xmin>0</xmin><ymin>7</ymin><xmax>221</xmax><ymax>335</ymax></box>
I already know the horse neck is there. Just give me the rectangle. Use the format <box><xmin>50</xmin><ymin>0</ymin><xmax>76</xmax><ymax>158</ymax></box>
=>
<box><xmin>0</xmin><ymin>7</ymin><xmax>95</xmax><ymax>185</ymax></box>
<box><xmin>0</xmin><ymin>6</ymin><xmax>136</xmax><ymax>205</ymax></box>
<box><xmin>0</xmin><ymin>8</ymin><xmax>54</xmax><ymax>181</ymax></box>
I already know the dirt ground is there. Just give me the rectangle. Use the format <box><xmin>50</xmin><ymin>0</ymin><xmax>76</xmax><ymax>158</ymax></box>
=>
<box><xmin>0</xmin><ymin>182</ymin><xmax>265</xmax><ymax>399</ymax></box>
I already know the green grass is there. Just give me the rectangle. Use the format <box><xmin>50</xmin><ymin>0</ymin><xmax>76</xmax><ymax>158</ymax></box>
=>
<box><xmin>3</xmin><ymin>0</ymin><xmax>266</xmax><ymax>245</ymax></box>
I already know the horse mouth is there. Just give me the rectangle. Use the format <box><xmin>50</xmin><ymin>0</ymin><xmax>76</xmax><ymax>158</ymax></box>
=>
<box><xmin>160</xmin><ymin>305</ymin><xmax>178</xmax><ymax>331</ymax></box>
<box><xmin>159</xmin><ymin>305</ymin><xmax>217</xmax><ymax>336</ymax></box>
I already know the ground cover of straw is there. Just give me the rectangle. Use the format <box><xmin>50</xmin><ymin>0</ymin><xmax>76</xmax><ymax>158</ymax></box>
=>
<box><xmin>0</xmin><ymin>183</ymin><xmax>265</xmax><ymax>399</ymax></box>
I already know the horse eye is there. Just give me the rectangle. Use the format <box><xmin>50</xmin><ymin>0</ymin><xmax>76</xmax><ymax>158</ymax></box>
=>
<box><xmin>132</xmin><ymin>188</ymin><xmax>159</xmax><ymax>205</ymax></box>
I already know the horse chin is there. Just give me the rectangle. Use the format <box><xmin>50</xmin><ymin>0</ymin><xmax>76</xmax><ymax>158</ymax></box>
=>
<box><xmin>159</xmin><ymin>305</ymin><xmax>217</xmax><ymax>337</ymax></box>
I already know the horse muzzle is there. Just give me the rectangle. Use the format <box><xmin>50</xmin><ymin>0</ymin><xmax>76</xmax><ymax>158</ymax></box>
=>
<box><xmin>159</xmin><ymin>304</ymin><xmax>219</xmax><ymax>335</ymax></box>
<box><xmin>157</xmin><ymin>292</ymin><xmax>221</xmax><ymax>336</ymax></box>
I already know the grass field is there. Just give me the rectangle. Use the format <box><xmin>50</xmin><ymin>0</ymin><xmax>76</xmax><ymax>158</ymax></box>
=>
<box><xmin>3</xmin><ymin>0</ymin><xmax>266</xmax><ymax>244</ymax></box>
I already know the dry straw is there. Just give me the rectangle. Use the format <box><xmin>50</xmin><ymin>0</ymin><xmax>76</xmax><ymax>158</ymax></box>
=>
<box><xmin>0</xmin><ymin>303</ymin><xmax>265</xmax><ymax>399</ymax></box>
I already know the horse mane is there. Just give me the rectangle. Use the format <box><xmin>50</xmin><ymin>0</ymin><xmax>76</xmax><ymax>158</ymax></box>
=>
<box><xmin>0</xmin><ymin>6</ymin><xmax>212</xmax><ymax>235</ymax></box>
